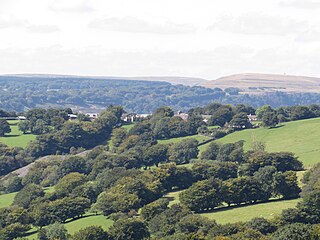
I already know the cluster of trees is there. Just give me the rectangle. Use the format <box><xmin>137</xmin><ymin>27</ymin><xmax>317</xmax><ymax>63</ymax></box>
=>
<box><xmin>0</xmin><ymin>102</ymin><xmax>320</xmax><ymax>239</ymax></box>
<box><xmin>35</xmin><ymin>219</ymin><xmax>149</xmax><ymax>240</ymax></box>
<box><xmin>123</xmin><ymin>106</ymin><xmax>205</xmax><ymax>140</ymax></box>
<box><xmin>25</xmin><ymin>106</ymin><xmax>123</xmax><ymax>157</ymax></box>
<box><xmin>0</xmin><ymin>144</ymin><xmax>33</xmax><ymax>176</ymax></box>
<box><xmin>180</xmin><ymin>169</ymin><xmax>300</xmax><ymax>212</ymax></box>
<box><xmin>257</xmin><ymin>104</ymin><xmax>320</xmax><ymax>127</ymax></box>
<box><xmin>177</xmin><ymin>143</ymin><xmax>303</xmax><ymax>212</ymax></box>
<box><xmin>0</xmin><ymin>119</ymin><xmax>11</xmax><ymax>137</ymax></box>
<box><xmin>189</xmin><ymin>103</ymin><xmax>255</xmax><ymax>128</ymax></box>
<box><xmin>0</xmin><ymin>76</ymin><xmax>226</xmax><ymax>113</ymax></box>
<box><xmin>143</xmin><ymin>204</ymin><xmax>320</xmax><ymax>239</ymax></box>
<box><xmin>0</xmin><ymin>131</ymin><xmax>306</xmax><ymax>238</ymax></box>
<box><xmin>1</xmin><ymin>76</ymin><xmax>320</xmax><ymax>114</ymax></box>
<box><xmin>189</xmin><ymin>102</ymin><xmax>320</xmax><ymax>130</ymax></box>
<box><xmin>18</xmin><ymin>108</ymin><xmax>71</xmax><ymax>134</ymax></box>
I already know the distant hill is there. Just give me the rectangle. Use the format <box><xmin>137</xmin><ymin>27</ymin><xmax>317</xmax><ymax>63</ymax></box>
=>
<box><xmin>4</xmin><ymin>74</ymin><xmax>206</xmax><ymax>86</ymax></box>
<box><xmin>201</xmin><ymin>73</ymin><xmax>320</xmax><ymax>94</ymax></box>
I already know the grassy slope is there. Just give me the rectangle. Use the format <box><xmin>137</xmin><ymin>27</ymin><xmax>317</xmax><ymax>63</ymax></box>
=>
<box><xmin>163</xmin><ymin>190</ymin><xmax>301</xmax><ymax>224</ymax></box>
<box><xmin>121</xmin><ymin>124</ymin><xmax>135</xmax><ymax>131</ymax></box>
<box><xmin>0</xmin><ymin>187</ymin><xmax>54</xmax><ymax>209</ymax></box>
<box><xmin>201</xmin><ymin>118</ymin><xmax>320</xmax><ymax>167</ymax></box>
<box><xmin>0</xmin><ymin>192</ymin><xmax>17</xmax><ymax>208</ymax></box>
<box><xmin>0</xmin><ymin>120</ymin><xmax>36</xmax><ymax>148</ymax></box>
<box><xmin>201</xmin><ymin>199</ymin><xmax>300</xmax><ymax>224</ymax></box>
<box><xmin>26</xmin><ymin>214</ymin><xmax>113</xmax><ymax>239</ymax></box>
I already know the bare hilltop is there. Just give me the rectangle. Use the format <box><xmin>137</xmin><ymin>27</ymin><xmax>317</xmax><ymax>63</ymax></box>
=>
<box><xmin>201</xmin><ymin>73</ymin><xmax>320</xmax><ymax>94</ymax></box>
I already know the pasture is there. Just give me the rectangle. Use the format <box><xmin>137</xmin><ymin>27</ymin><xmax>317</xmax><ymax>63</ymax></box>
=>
<box><xmin>0</xmin><ymin>120</ymin><xmax>36</xmax><ymax>148</ymax></box>
<box><xmin>201</xmin><ymin>198</ymin><xmax>300</xmax><ymax>224</ymax></box>
<box><xmin>214</xmin><ymin>118</ymin><xmax>320</xmax><ymax>167</ymax></box>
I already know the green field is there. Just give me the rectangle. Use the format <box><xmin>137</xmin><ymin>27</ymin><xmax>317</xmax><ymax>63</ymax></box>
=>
<box><xmin>121</xmin><ymin>123</ymin><xmax>135</xmax><ymax>131</ymax></box>
<box><xmin>162</xmin><ymin>190</ymin><xmax>301</xmax><ymax>224</ymax></box>
<box><xmin>163</xmin><ymin>190</ymin><xmax>182</xmax><ymax>207</ymax></box>
<box><xmin>0</xmin><ymin>120</ymin><xmax>36</xmax><ymax>148</ymax></box>
<box><xmin>200</xmin><ymin>118</ymin><xmax>320</xmax><ymax>167</ymax></box>
<box><xmin>201</xmin><ymin>199</ymin><xmax>300</xmax><ymax>224</ymax></box>
<box><xmin>0</xmin><ymin>187</ymin><xmax>54</xmax><ymax>209</ymax></box>
<box><xmin>26</xmin><ymin>214</ymin><xmax>113</xmax><ymax>239</ymax></box>
<box><xmin>0</xmin><ymin>191</ymin><xmax>17</xmax><ymax>208</ymax></box>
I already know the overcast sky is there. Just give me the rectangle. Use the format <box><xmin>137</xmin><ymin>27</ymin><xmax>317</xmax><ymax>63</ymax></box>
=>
<box><xmin>1</xmin><ymin>0</ymin><xmax>320</xmax><ymax>79</ymax></box>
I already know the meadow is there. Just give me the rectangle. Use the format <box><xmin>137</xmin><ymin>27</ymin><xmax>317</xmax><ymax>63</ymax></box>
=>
<box><xmin>162</xmin><ymin>189</ymin><xmax>301</xmax><ymax>224</ymax></box>
<box><xmin>0</xmin><ymin>191</ymin><xmax>17</xmax><ymax>208</ymax></box>
<box><xmin>26</xmin><ymin>214</ymin><xmax>113</xmax><ymax>239</ymax></box>
<box><xmin>0</xmin><ymin>120</ymin><xmax>36</xmax><ymax>148</ymax></box>
<box><xmin>0</xmin><ymin>188</ymin><xmax>113</xmax><ymax>239</ymax></box>
<box><xmin>214</xmin><ymin>117</ymin><xmax>320</xmax><ymax>167</ymax></box>
<box><xmin>201</xmin><ymin>198</ymin><xmax>300</xmax><ymax>224</ymax></box>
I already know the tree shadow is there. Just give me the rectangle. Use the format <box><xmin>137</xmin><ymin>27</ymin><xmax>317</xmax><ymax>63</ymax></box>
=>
<box><xmin>23</xmin><ymin>213</ymin><xmax>103</xmax><ymax>237</ymax></box>
<box><xmin>271</xmin><ymin>125</ymin><xmax>285</xmax><ymax>129</ymax></box>
<box><xmin>202</xmin><ymin>197</ymin><xmax>295</xmax><ymax>214</ymax></box>
<box><xmin>3</xmin><ymin>134</ymin><xmax>20</xmax><ymax>137</ymax></box>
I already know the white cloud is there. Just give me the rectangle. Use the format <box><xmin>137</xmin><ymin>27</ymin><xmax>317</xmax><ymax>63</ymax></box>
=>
<box><xmin>0</xmin><ymin>17</ymin><xmax>24</xmax><ymax>29</ymax></box>
<box><xmin>88</xmin><ymin>17</ymin><xmax>196</xmax><ymax>34</ymax></box>
<box><xmin>48</xmin><ymin>0</ymin><xmax>94</xmax><ymax>13</ymax></box>
<box><xmin>0</xmin><ymin>16</ymin><xmax>60</xmax><ymax>34</ymax></box>
<box><xmin>280</xmin><ymin>0</ymin><xmax>320</xmax><ymax>9</ymax></box>
<box><xmin>208</xmin><ymin>13</ymin><xmax>305</xmax><ymax>36</ymax></box>
<box><xmin>26</xmin><ymin>24</ymin><xmax>60</xmax><ymax>34</ymax></box>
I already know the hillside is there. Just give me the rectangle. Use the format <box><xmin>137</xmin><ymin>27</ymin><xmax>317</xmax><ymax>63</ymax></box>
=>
<box><xmin>0</xmin><ymin>120</ymin><xmax>36</xmax><ymax>148</ymax></box>
<box><xmin>201</xmin><ymin>73</ymin><xmax>320</xmax><ymax>94</ymax></box>
<box><xmin>214</xmin><ymin>117</ymin><xmax>320</xmax><ymax>167</ymax></box>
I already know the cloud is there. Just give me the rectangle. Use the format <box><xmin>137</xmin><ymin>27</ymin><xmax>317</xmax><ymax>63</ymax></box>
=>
<box><xmin>0</xmin><ymin>17</ymin><xmax>24</xmax><ymax>29</ymax></box>
<box><xmin>0</xmin><ymin>16</ymin><xmax>60</xmax><ymax>34</ymax></box>
<box><xmin>88</xmin><ymin>17</ymin><xmax>196</xmax><ymax>34</ymax></box>
<box><xmin>48</xmin><ymin>0</ymin><xmax>95</xmax><ymax>13</ymax></box>
<box><xmin>295</xmin><ymin>29</ymin><xmax>320</xmax><ymax>42</ymax></box>
<box><xmin>26</xmin><ymin>24</ymin><xmax>60</xmax><ymax>33</ymax></box>
<box><xmin>208</xmin><ymin>13</ymin><xmax>305</xmax><ymax>36</ymax></box>
<box><xmin>280</xmin><ymin>0</ymin><xmax>320</xmax><ymax>9</ymax></box>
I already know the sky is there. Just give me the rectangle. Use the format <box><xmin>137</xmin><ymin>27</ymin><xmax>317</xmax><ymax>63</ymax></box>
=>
<box><xmin>1</xmin><ymin>0</ymin><xmax>320</xmax><ymax>79</ymax></box>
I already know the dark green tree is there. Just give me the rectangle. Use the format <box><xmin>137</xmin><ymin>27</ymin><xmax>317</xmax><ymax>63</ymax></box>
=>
<box><xmin>180</xmin><ymin>178</ymin><xmax>223</xmax><ymax>212</ymax></box>
<box><xmin>0</xmin><ymin>119</ymin><xmax>11</xmax><ymax>136</ymax></box>
<box><xmin>143</xmin><ymin>144</ymin><xmax>168</xmax><ymax>167</ymax></box>
<box><xmin>168</xmin><ymin>139</ymin><xmax>199</xmax><ymax>164</ymax></box>
<box><xmin>261</xmin><ymin>111</ymin><xmax>278</xmax><ymax>128</ymax></box>
<box><xmin>108</xmin><ymin>218</ymin><xmax>150</xmax><ymax>240</ymax></box>
<box><xmin>71</xmin><ymin>226</ymin><xmax>110</xmax><ymax>240</ymax></box>
<box><xmin>13</xmin><ymin>184</ymin><xmax>45</xmax><ymax>208</ymax></box>
<box><xmin>272</xmin><ymin>223</ymin><xmax>314</xmax><ymax>240</ymax></box>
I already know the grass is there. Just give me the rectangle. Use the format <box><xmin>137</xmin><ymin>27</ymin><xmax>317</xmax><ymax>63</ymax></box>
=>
<box><xmin>121</xmin><ymin>123</ymin><xmax>135</xmax><ymax>131</ymax></box>
<box><xmin>0</xmin><ymin>191</ymin><xmax>17</xmax><ymax>208</ymax></box>
<box><xmin>201</xmin><ymin>198</ymin><xmax>301</xmax><ymax>224</ymax></box>
<box><xmin>163</xmin><ymin>190</ymin><xmax>182</xmax><ymax>207</ymax></box>
<box><xmin>26</xmin><ymin>214</ymin><xmax>114</xmax><ymax>239</ymax></box>
<box><xmin>64</xmin><ymin>214</ymin><xmax>113</xmax><ymax>234</ymax></box>
<box><xmin>0</xmin><ymin>120</ymin><xmax>36</xmax><ymax>148</ymax></box>
<box><xmin>200</xmin><ymin>118</ymin><xmax>320</xmax><ymax>167</ymax></box>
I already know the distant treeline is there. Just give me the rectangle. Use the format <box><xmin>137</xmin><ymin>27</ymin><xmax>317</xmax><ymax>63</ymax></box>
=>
<box><xmin>1</xmin><ymin>76</ymin><xmax>320</xmax><ymax>112</ymax></box>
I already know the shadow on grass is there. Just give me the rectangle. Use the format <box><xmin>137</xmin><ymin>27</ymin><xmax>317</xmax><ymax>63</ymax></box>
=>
<box><xmin>23</xmin><ymin>213</ymin><xmax>104</xmax><ymax>237</ymax></box>
<box><xmin>3</xmin><ymin>134</ymin><xmax>20</xmax><ymax>137</ymax></box>
<box><xmin>271</xmin><ymin>125</ymin><xmax>285</xmax><ymax>129</ymax></box>
<box><xmin>201</xmin><ymin>197</ymin><xmax>299</xmax><ymax>214</ymax></box>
